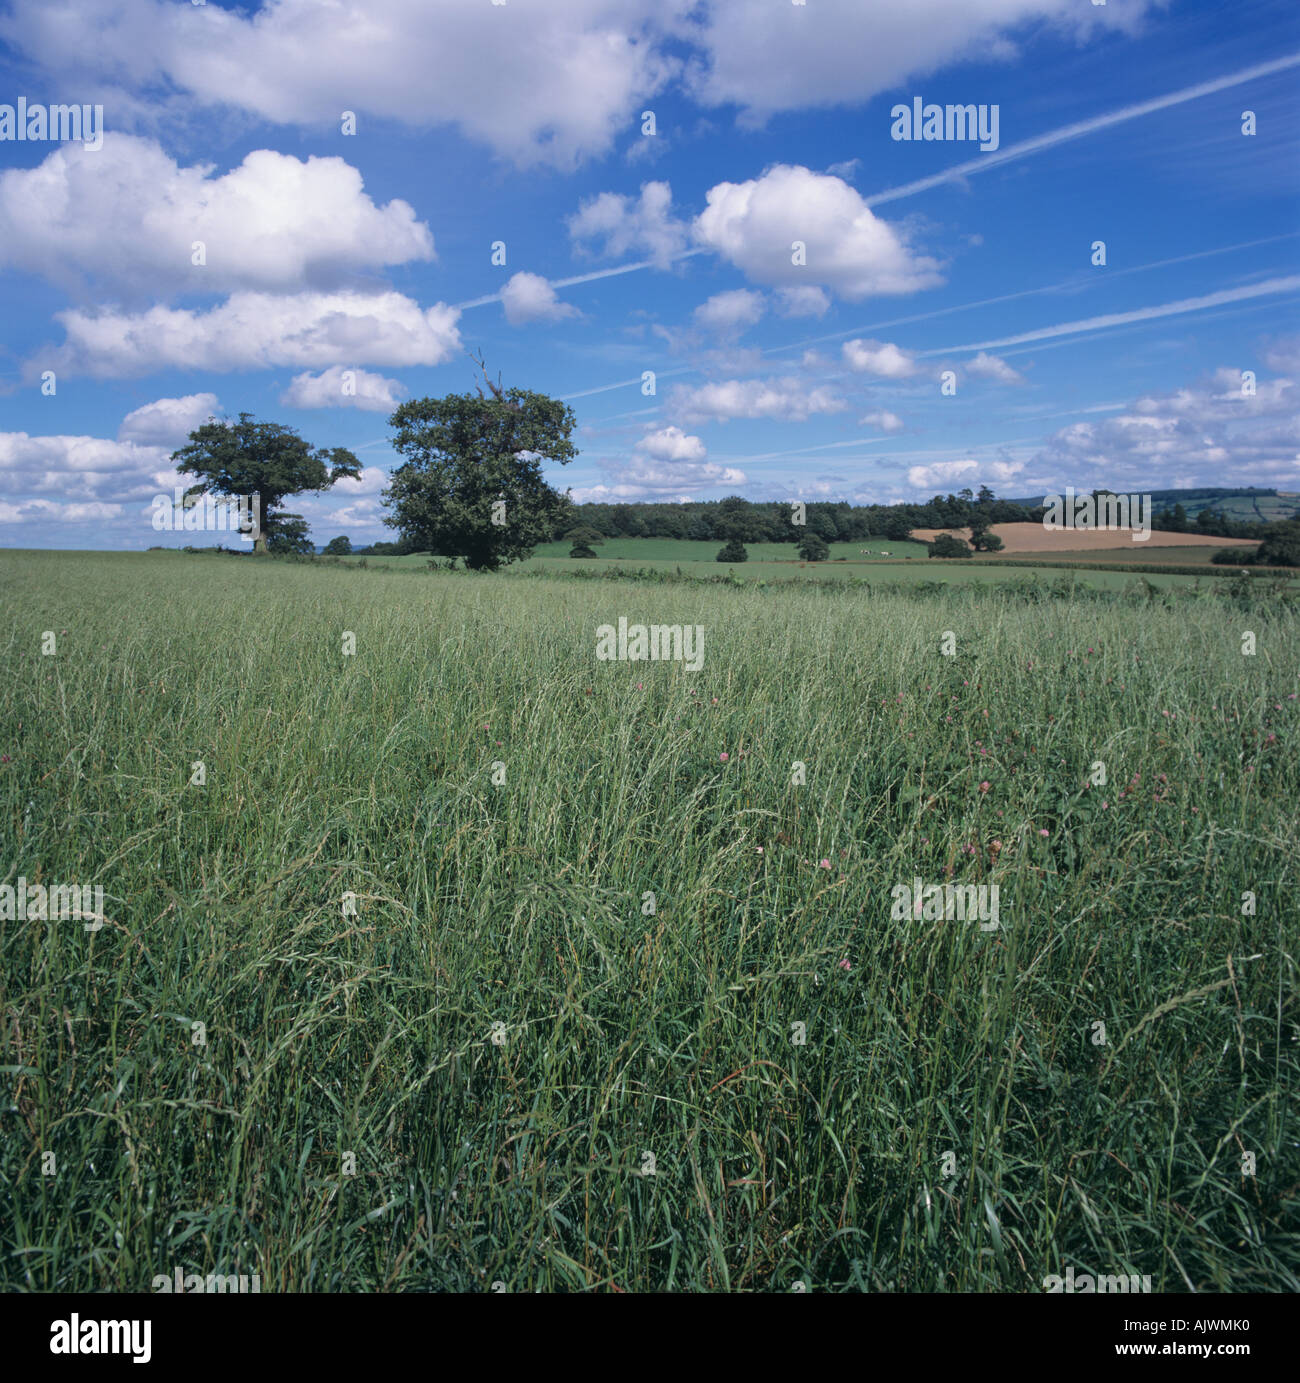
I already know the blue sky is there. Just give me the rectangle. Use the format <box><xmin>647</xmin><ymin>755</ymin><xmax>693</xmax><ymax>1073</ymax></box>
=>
<box><xmin>0</xmin><ymin>0</ymin><xmax>1297</xmax><ymax>549</ymax></box>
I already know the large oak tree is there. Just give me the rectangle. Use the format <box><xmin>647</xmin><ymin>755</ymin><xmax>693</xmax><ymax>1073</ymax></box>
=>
<box><xmin>171</xmin><ymin>412</ymin><xmax>360</xmax><ymax>553</ymax></box>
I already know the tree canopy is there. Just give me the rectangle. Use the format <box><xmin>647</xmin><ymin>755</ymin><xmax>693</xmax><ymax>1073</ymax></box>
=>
<box><xmin>382</xmin><ymin>359</ymin><xmax>576</xmax><ymax>571</ymax></box>
<box><xmin>796</xmin><ymin>532</ymin><xmax>830</xmax><ymax>561</ymax></box>
<box><xmin>562</xmin><ymin>525</ymin><xmax>605</xmax><ymax>547</ymax></box>
<box><xmin>267</xmin><ymin>515</ymin><xmax>314</xmax><ymax>555</ymax></box>
<box><xmin>929</xmin><ymin>533</ymin><xmax>973</xmax><ymax>559</ymax></box>
<box><xmin>171</xmin><ymin>412</ymin><xmax>360</xmax><ymax>553</ymax></box>
<box><xmin>717</xmin><ymin>538</ymin><xmax>748</xmax><ymax>563</ymax></box>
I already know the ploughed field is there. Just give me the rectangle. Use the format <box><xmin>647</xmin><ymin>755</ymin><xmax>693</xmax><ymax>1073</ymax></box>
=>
<box><xmin>1</xmin><ymin>550</ymin><xmax>1295</xmax><ymax>1291</ymax></box>
<box><xmin>910</xmin><ymin>523</ymin><xmax>1260</xmax><ymax>552</ymax></box>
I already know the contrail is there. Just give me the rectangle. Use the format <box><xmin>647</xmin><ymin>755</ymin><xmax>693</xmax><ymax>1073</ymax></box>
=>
<box><xmin>454</xmin><ymin>249</ymin><xmax>708</xmax><ymax>310</ymax></box>
<box><xmin>574</xmin><ymin>258</ymin><xmax>1300</xmax><ymax>406</ymax></box>
<box><xmin>563</xmin><ymin>365</ymin><xmax>696</xmax><ymax>401</ymax></box>
<box><xmin>709</xmin><ymin>436</ymin><xmax>896</xmax><ymax>464</ymax></box>
<box><xmin>768</xmin><ymin>232</ymin><xmax>1300</xmax><ymax>357</ymax></box>
<box><xmin>919</xmin><ymin>276</ymin><xmax>1300</xmax><ymax>355</ymax></box>
<box><xmin>864</xmin><ymin>53</ymin><xmax>1300</xmax><ymax>207</ymax></box>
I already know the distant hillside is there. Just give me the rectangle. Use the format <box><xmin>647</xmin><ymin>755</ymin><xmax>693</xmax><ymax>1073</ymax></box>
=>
<box><xmin>1005</xmin><ymin>487</ymin><xmax>1299</xmax><ymax>523</ymax></box>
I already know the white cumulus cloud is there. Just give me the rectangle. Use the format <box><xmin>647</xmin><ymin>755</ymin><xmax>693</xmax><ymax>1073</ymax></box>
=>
<box><xmin>1032</xmin><ymin>361</ymin><xmax>1300</xmax><ymax>485</ymax></box>
<box><xmin>0</xmin><ymin>430</ymin><xmax>173</xmax><ymax>504</ymax></box>
<box><xmin>775</xmin><ymin>285</ymin><xmax>831</xmax><ymax>317</ymax></box>
<box><xmin>500</xmin><ymin>272</ymin><xmax>580</xmax><ymax>326</ymax></box>
<box><xmin>907</xmin><ymin>458</ymin><xmax>1026</xmax><ymax>490</ymax></box>
<box><xmin>0</xmin><ymin>1</ymin><xmax>1158</xmax><ymax>167</ymax></box>
<box><xmin>281</xmin><ymin>367</ymin><xmax>406</xmax><ymax>412</ymax></box>
<box><xmin>670</xmin><ymin>376</ymin><xmax>847</xmax><ymax>423</ymax></box>
<box><xmin>693</xmin><ymin>165</ymin><xmax>943</xmax><ymax>300</ymax></box>
<box><xmin>117</xmin><ymin>393</ymin><xmax>220</xmax><ymax>447</ymax></box>
<box><xmin>34</xmin><ymin>290</ymin><xmax>462</xmax><ymax>380</ymax></box>
<box><xmin>843</xmin><ymin>339</ymin><xmax>917</xmax><ymax>378</ymax></box>
<box><xmin>636</xmin><ymin>426</ymin><xmax>707</xmax><ymax>461</ymax></box>
<box><xmin>0</xmin><ymin>135</ymin><xmax>434</xmax><ymax>300</ymax></box>
<box><xmin>568</xmin><ymin>181</ymin><xmax>690</xmax><ymax>268</ymax></box>
<box><xmin>0</xmin><ymin>0</ymin><xmax>685</xmax><ymax>170</ymax></box>
<box><xmin>0</xmin><ymin>498</ymin><xmax>124</xmax><ymax>524</ymax></box>
<box><xmin>693</xmin><ymin>289</ymin><xmax>766</xmax><ymax>334</ymax></box>
<box><xmin>965</xmin><ymin>351</ymin><xmax>1024</xmax><ymax>384</ymax></box>
<box><xmin>683</xmin><ymin>0</ymin><xmax>1155</xmax><ymax>123</ymax></box>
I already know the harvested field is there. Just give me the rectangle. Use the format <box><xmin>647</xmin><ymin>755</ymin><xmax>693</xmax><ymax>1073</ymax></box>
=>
<box><xmin>911</xmin><ymin>522</ymin><xmax>1260</xmax><ymax>552</ymax></box>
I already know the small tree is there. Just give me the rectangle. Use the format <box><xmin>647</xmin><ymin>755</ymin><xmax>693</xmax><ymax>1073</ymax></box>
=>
<box><xmin>564</xmin><ymin>525</ymin><xmax>604</xmax><ymax>558</ymax></box>
<box><xmin>323</xmin><ymin>535</ymin><xmax>353</xmax><ymax>556</ymax></box>
<box><xmin>383</xmin><ymin>353</ymin><xmax>576</xmax><ymax>571</ymax></box>
<box><xmin>717</xmin><ymin>538</ymin><xmax>748</xmax><ymax>563</ymax></box>
<box><xmin>266</xmin><ymin>515</ymin><xmax>315</xmax><ymax>555</ymax></box>
<box><xmin>968</xmin><ymin>517</ymin><xmax>1003</xmax><ymax>552</ymax></box>
<box><xmin>930</xmin><ymin>533</ymin><xmax>972</xmax><ymax>559</ymax></box>
<box><xmin>563</xmin><ymin>525</ymin><xmax>605</xmax><ymax>550</ymax></box>
<box><xmin>797</xmin><ymin>532</ymin><xmax>830</xmax><ymax>562</ymax></box>
<box><xmin>171</xmin><ymin>413</ymin><xmax>360</xmax><ymax>554</ymax></box>
<box><xmin>1256</xmin><ymin>520</ymin><xmax>1300</xmax><ymax>567</ymax></box>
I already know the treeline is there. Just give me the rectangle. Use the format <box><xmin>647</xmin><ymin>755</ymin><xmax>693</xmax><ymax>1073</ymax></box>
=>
<box><xmin>1150</xmin><ymin>487</ymin><xmax>1277</xmax><ymax>503</ymax></box>
<box><xmin>548</xmin><ymin>492</ymin><xmax>1272</xmax><ymax>543</ymax></box>
<box><xmin>1211</xmin><ymin>520</ymin><xmax>1300</xmax><ymax>567</ymax></box>
<box><xmin>541</xmin><ymin>489</ymin><xmax>1042</xmax><ymax>543</ymax></box>
<box><xmin>1149</xmin><ymin>504</ymin><xmax>1268</xmax><ymax>539</ymax></box>
<box><xmin>348</xmin><ymin>488</ymin><xmax>1278</xmax><ymax>556</ymax></box>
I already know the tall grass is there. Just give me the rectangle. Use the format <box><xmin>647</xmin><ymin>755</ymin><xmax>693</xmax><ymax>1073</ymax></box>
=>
<box><xmin>1</xmin><ymin>551</ymin><xmax>1296</xmax><ymax>1291</ymax></box>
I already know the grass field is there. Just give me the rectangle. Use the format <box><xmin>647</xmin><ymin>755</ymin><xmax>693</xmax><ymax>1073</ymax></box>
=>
<box><xmin>350</xmin><ymin>535</ymin><xmax>1295</xmax><ymax>590</ymax></box>
<box><xmin>541</xmin><ymin>537</ymin><xmax>934</xmax><ymax>563</ymax></box>
<box><xmin>2</xmin><ymin>549</ymin><xmax>1296</xmax><ymax>1292</ymax></box>
<box><xmin>357</xmin><ymin>537</ymin><xmax>929</xmax><ymax>567</ymax></box>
